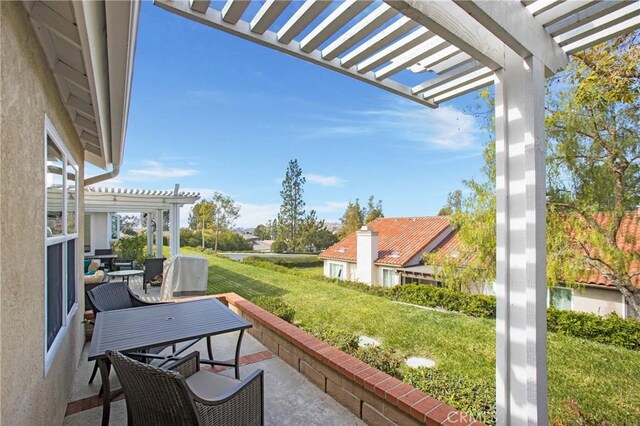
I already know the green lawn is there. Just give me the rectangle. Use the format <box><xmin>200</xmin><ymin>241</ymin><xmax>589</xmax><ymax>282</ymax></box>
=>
<box><xmin>183</xmin><ymin>248</ymin><xmax>640</xmax><ymax>424</ymax></box>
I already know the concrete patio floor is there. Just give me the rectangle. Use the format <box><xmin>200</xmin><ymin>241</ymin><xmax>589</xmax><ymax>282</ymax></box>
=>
<box><xmin>67</xmin><ymin>278</ymin><xmax>364</xmax><ymax>425</ymax></box>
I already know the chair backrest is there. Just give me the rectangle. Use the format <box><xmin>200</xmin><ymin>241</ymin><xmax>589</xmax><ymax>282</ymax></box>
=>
<box><xmin>106</xmin><ymin>350</ymin><xmax>201</xmax><ymax>426</ymax></box>
<box><xmin>94</xmin><ymin>248</ymin><xmax>113</xmax><ymax>256</ymax></box>
<box><xmin>87</xmin><ymin>281</ymin><xmax>134</xmax><ymax>314</ymax></box>
<box><xmin>144</xmin><ymin>258</ymin><xmax>166</xmax><ymax>283</ymax></box>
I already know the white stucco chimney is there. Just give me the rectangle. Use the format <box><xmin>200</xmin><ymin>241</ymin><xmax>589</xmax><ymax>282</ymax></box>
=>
<box><xmin>356</xmin><ymin>226</ymin><xmax>379</xmax><ymax>285</ymax></box>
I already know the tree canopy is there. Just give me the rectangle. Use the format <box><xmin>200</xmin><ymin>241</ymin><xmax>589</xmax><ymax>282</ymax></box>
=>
<box><xmin>276</xmin><ymin>159</ymin><xmax>306</xmax><ymax>252</ymax></box>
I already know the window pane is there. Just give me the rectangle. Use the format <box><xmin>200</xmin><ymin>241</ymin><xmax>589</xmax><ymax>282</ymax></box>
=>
<box><xmin>383</xmin><ymin>269</ymin><xmax>395</xmax><ymax>287</ymax></box>
<box><xmin>66</xmin><ymin>164</ymin><xmax>77</xmax><ymax>234</ymax></box>
<box><xmin>110</xmin><ymin>215</ymin><xmax>119</xmax><ymax>240</ymax></box>
<box><xmin>46</xmin><ymin>243</ymin><xmax>63</xmax><ymax>349</ymax></box>
<box><xmin>84</xmin><ymin>214</ymin><xmax>92</xmax><ymax>253</ymax></box>
<box><xmin>67</xmin><ymin>240</ymin><xmax>77</xmax><ymax>313</ymax></box>
<box><xmin>330</xmin><ymin>263</ymin><xmax>343</xmax><ymax>279</ymax></box>
<box><xmin>46</xmin><ymin>138</ymin><xmax>64</xmax><ymax>237</ymax></box>
<box><xmin>550</xmin><ymin>288</ymin><xmax>572</xmax><ymax>310</ymax></box>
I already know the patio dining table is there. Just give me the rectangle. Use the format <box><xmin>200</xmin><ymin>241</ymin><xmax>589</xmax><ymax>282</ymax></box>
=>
<box><xmin>88</xmin><ymin>298</ymin><xmax>252</xmax><ymax>426</ymax></box>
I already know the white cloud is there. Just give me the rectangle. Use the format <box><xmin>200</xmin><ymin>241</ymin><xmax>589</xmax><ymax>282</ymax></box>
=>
<box><xmin>129</xmin><ymin>160</ymin><xmax>198</xmax><ymax>179</ymax></box>
<box><xmin>236</xmin><ymin>203</ymin><xmax>280</xmax><ymax>228</ymax></box>
<box><xmin>352</xmin><ymin>102</ymin><xmax>481</xmax><ymax>150</ymax></box>
<box><xmin>305</xmin><ymin>174</ymin><xmax>345</xmax><ymax>187</ymax></box>
<box><xmin>309</xmin><ymin>201</ymin><xmax>348</xmax><ymax>213</ymax></box>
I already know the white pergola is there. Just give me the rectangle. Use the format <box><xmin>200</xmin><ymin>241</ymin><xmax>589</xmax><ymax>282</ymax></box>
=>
<box><xmin>85</xmin><ymin>186</ymin><xmax>200</xmax><ymax>257</ymax></box>
<box><xmin>153</xmin><ymin>1</ymin><xmax>640</xmax><ymax>424</ymax></box>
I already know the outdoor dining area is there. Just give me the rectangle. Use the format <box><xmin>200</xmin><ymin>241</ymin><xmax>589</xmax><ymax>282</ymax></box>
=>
<box><xmin>65</xmin><ymin>278</ymin><xmax>367</xmax><ymax>426</ymax></box>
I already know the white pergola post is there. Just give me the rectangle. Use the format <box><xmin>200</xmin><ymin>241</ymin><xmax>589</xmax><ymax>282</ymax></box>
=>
<box><xmin>155</xmin><ymin>209</ymin><xmax>163</xmax><ymax>259</ymax></box>
<box><xmin>494</xmin><ymin>50</ymin><xmax>547</xmax><ymax>425</ymax></box>
<box><xmin>168</xmin><ymin>204</ymin><xmax>180</xmax><ymax>257</ymax></box>
<box><xmin>146</xmin><ymin>212</ymin><xmax>153</xmax><ymax>257</ymax></box>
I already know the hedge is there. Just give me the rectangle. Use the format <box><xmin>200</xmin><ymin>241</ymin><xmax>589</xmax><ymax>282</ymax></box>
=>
<box><xmin>387</xmin><ymin>284</ymin><xmax>497</xmax><ymax>319</ymax></box>
<box><xmin>243</xmin><ymin>255</ymin><xmax>323</xmax><ymax>268</ymax></box>
<box><xmin>547</xmin><ymin>308</ymin><xmax>640</xmax><ymax>351</ymax></box>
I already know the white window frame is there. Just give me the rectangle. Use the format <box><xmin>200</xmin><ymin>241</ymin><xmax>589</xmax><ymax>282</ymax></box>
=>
<box><xmin>382</xmin><ymin>268</ymin><xmax>396</xmax><ymax>288</ymax></box>
<box><xmin>109</xmin><ymin>212</ymin><xmax>121</xmax><ymax>241</ymax></box>
<box><xmin>84</xmin><ymin>213</ymin><xmax>94</xmax><ymax>255</ymax></box>
<box><xmin>547</xmin><ymin>286</ymin><xmax>574</xmax><ymax>311</ymax></box>
<box><xmin>328</xmin><ymin>262</ymin><xmax>344</xmax><ymax>280</ymax></box>
<box><xmin>44</xmin><ymin>116</ymin><xmax>79</xmax><ymax>375</ymax></box>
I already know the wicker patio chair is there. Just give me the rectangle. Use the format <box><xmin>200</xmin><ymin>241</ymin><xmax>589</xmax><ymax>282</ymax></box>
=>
<box><xmin>106</xmin><ymin>350</ymin><xmax>264</xmax><ymax>426</ymax></box>
<box><xmin>143</xmin><ymin>257</ymin><xmax>166</xmax><ymax>293</ymax></box>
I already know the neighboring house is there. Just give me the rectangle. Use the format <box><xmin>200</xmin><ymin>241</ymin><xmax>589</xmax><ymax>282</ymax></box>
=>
<box><xmin>319</xmin><ymin>217</ymin><xmax>454</xmax><ymax>287</ymax></box>
<box><xmin>547</xmin><ymin>211</ymin><xmax>640</xmax><ymax>319</ymax></box>
<box><xmin>1</xmin><ymin>1</ymin><xmax>139</xmax><ymax>424</ymax></box>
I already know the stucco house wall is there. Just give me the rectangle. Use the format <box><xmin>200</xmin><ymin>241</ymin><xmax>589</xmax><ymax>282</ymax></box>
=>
<box><xmin>1</xmin><ymin>2</ymin><xmax>86</xmax><ymax>424</ymax></box>
<box><xmin>572</xmin><ymin>286</ymin><xmax>625</xmax><ymax>317</ymax></box>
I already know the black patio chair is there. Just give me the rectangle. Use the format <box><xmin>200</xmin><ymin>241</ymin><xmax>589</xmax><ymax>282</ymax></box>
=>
<box><xmin>106</xmin><ymin>350</ymin><xmax>264</xmax><ymax>426</ymax></box>
<box><xmin>143</xmin><ymin>257</ymin><xmax>166</xmax><ymax>293</ymax></box>
<box><xmin>94</xmin><ymin>248</ymin><xmax>113</xmax><ymax>256</ymax></box>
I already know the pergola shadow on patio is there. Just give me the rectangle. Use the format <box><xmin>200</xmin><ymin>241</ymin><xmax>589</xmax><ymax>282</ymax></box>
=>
<box><xmin>150</xmin><ymin>1</ymin><xmax>640</xmax><ymax>424</ymax></box>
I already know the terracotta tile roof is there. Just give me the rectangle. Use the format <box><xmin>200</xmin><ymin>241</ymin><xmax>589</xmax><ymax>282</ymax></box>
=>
<box><xmin>579</xmin><ymin>212</ymin><xmax>640</xmax><ymax>288</ymax></box>
<box><xmin>319</xmin><ymin>217</ymin><xmax>453</xmax><ymax>267</ymax></box>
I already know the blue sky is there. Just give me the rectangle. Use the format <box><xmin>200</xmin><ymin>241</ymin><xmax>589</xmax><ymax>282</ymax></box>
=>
<box><xmin>91</xmin><ymin>2</ymin><xmax>492</xmax><ymax>228</ymax></box>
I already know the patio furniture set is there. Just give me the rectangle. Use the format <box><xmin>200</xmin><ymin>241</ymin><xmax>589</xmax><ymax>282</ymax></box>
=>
<box><xmin>85</xmin><ymin>249</ymin><xmax>166</xmax><ymax>294</ymax></box>
<box><xmin>86</xmin><ymin>281</ymin><xmax>264</xmax><ymax>426</ymax></box>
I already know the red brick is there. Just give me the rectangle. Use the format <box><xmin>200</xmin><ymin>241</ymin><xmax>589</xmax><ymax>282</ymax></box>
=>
<box><xmin>334</xmin><ymin>356</ymin><xmax>362</xmax><ymax>376</ymax></box>
<box><xmin>363</xmin><ymin>372</ymin><xmax>390</xmax><ymax>392</ymax></box>
<box><xmin>354</xmin><ymin>367</ymin><xmax>379</xmax><ymax>385</ymax></box>
<box><xmin>343</xmin><ymin>360</ymin><xmax>370</xmax><ymax>379</ymax></box>
<box><xmin>328</xmin><ymin>353</ymin><xmax>352</xmax><ymax>369</ymax></box>
<box><xmin>384</xmin><ymin>383</ymin><xmax>415</xmax><ymax>406</ymax></box>
<box><xmin>425</xmin><ymin>403</ymin><xmax>458</xmax><ymax>426</ymax></box>
<box><xmin>374</xmin><ymin>377</ymin><xmax>403</xmax><ymax>399</ymax></box>
<box><xmin>397</xmin><ymin>389</ymin><xmax>428</xmax><ymax>413</ymax></box>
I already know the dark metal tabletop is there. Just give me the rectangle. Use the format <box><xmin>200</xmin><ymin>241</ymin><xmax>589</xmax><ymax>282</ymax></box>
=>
<box><xmin>88</xmin><ymin>298</ymin><xmax>251</xmax><ymax>360</ymax></box>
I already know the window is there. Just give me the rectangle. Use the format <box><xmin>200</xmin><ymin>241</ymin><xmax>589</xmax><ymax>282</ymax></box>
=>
<box><xmin>45</xmin><ymin>117</ymin><xmax>78</xmax><ymax>373</ymax></box>
<box><xmin>549</xmin><ymin>287</ymin><xmax>572</xmax><ymax>311</ymax></box>
<box><xmin>329</xmin><ymin>263</ymin><xmax>343</xmax><ymax>280</ymax></box>
<box><xmin>382</xmin><ymin>269</ymin><xmax>396</xmax><ymax>287</ymax></box>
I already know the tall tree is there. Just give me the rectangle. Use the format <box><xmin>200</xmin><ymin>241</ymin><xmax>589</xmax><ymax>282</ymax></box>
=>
<box><xmin>437</xmin><ymin>190</ymin><xmax>463</xmax><ymax>216</ymax></box>
<box><xmin>364</xmin><ymin>195</ymin><xmax>384</xmax><ymax>223</ymax></box>
<box><xmin>546</xmin><ymin>32</ymin><xmax>640</xmax><ymax>313</ymax></box>
<box><xmin>188</xmin><ymin>200</ymin><xmax>216</xmax><ymax>248</ymax></box>
<box><xmin>253</xmin><ymin>224</ymin><xmax>271</xmax><ymax>240</ymax></box>
<box><xmin>338</xmin><ymin>199</ymin><xmax>364</xmax><ymax>239</ymax></box>
<box><xmin>211</xmin><ymin>192</ymin><xmax>241</xmax><ymax>252</ymax></box>
<box><xmin>277</xmin><ymin>159</ymin><xmax>306</xmax><ymax>252</ymax></box>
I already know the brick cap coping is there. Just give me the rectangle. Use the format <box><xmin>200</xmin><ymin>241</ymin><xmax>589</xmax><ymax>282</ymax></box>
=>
<box><xmin>216</xmin><ymin>292</ymin><xmax>482</xmax><ymax>426</ymax></box>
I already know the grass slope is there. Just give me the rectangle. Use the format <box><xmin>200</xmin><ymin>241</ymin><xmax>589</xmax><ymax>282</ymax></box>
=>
<box><xmin>186</xmin><ymin>249</ymin><xmax>640</xmax><ymax>423</ymax></box>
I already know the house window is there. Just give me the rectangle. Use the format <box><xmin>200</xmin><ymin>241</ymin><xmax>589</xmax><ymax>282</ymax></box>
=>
<box><xmin>382</xmin><ymin>269</ymin><xmax>396</xmax><ymax>287</ymax></box>
<box><xmin>45</xmin><ymin>117</ymin><xmax>78</xmax><ymax>373</ymax></box>
<box><xmin>625</xmin><ymin>297</ymin><xmax>638</xmax><ymax>319</ymax></box>
<box><xmin>549</xmin><ymin>287</ymin><xmax>572</xmax><ymax>311</ymax></box>
<box><xmin>329</xmin><ymin>263</ymin><xmax>343</xmax><ymax>280</ymax></box>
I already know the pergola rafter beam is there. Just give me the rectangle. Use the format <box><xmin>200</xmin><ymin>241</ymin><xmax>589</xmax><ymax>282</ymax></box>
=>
<box><xmin>563</xmin><ymin>15</ymin><xmax>640</xmax><ymax>54</ymax></box>
<box><xmin>534</xmin><ymin>0</ymin><xmax>597</xmax><ymax>27</ymax></box>
<box><xmin>385</xmin><ymin>0</ymin><xmax>506</xmax><ymax>70</ymax></box>
<box><xmin>340</xmin><ymin>15</ymin><xmax>417</xmax><ymax>68</ymax></box>
<box><xmin>189</xmin><ymin>0</ymin><xmax>210</xmax><ymax>13</ymax></box>
<box><xmin>421</xmin><ymin>67</ymin><xmax>492</xmax><ymax>100</ymax></box>
<box><xmin>154</xmin><ymin>0</ymin><xmax>437</xmax><ymax>107</ymax></box>
<box><xmin>250</xmin><ymin>0</ymin><xmax>291</xmax><ymax>35</ymax></box>
<box><xmin>412</xmin><ymin>60</ymin><xmax>483</xmax><ymax>94</ymax></box>
<box><xmin>356</xmin><ymin>27</ymin><xmax>433</xmax><ymax>73</ymax></box>
<box><xmin>431</xmin><ymin>74</ymin><xmax>493</xmax><ymax>104</ymax></box>
<box><xmin>277</xmin><ymin>0</ymin><xmax>331</xmax><ymax>44</ymax></box>
<box><xmin>221</xmin><ymin>0</ymin><xmax>251</xmax><ymax>24</ymax></box>
<box><xmin>545</xmin><ymin>0</ymin><xmax>628</xmax><ymax>36</ymax></box>
<box><xmin>453</xmin><ymin>0</ymin><xmax>568</xmax><ymax>73</ymax></box>
<box><xmin>321</xmin><ymin>3</ymin><xmax>397</xmax><ymax>61</ymax></box>
<box><xmin>300</xmin><ymin>0</ymin><xmax>373</xmax><ymax>53</ymax></box>
<box><xmin>374</xmin><ymin>37</ymin><xmax>448</xmax><ymax>80</ymax></box>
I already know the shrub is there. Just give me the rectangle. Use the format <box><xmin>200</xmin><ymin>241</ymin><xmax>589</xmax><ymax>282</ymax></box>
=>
<box><xmin>243</xmin><ymin>255</ymin><xmax>323</xmax><ymax>268</ymax></box>
<box><xmin>270</xmin><ymin>239</ymin><xmax>288</xmax><ymax>253</ymax></box>
<box><xmin>179</xmin><ymin>229</ymin><xmax>252</xmax><ymax>251</ymax></box>
<box><xmin>111</xmin><ymin>235</ymin><xmax>146</xmax><ymax>265</ymax></box>
<box><xmin>252</xmin><ymin>296</ymin><xmax>296</xmax><ymax>323</ymax></box>
<box><xmin>353</xmin><ymin>346</ymin><xmax>405</xmax><ymax>379</ymax></box>
<box><xmin>242</xmin><ymin>258</ymin><xmax>291</xmax><ymax>274</ymax></box>
<box><xmin>387</xmin><ymin>284</ymin><xmax>497</xmax><ymax>319</ymax></box>
<box><xmin>404</xmin><ymin>368</ymin><xmax>496</xmax><ymax>425</ymax></box>
<box><xmin>302</xmin><ymin>323</ymin><xmax>359</xmax><ymax>353</ymax></box>
<box><xmin>547</xmin><ymin>308</ymin><xmax>640</xmax><ymax>351</ymax></box>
